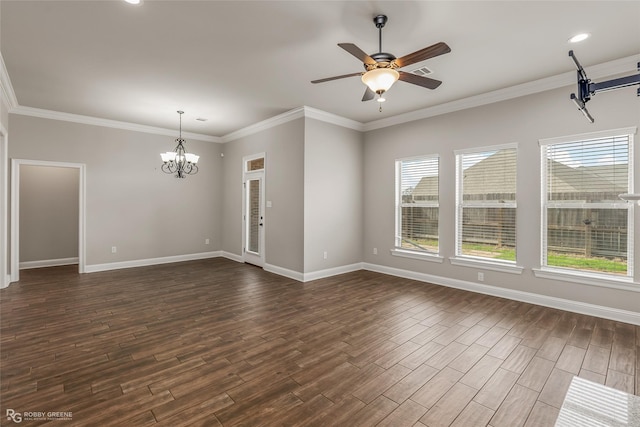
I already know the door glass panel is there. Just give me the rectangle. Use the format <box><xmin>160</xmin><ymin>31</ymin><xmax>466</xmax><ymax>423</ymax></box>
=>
<box><xmin>247</xmin><ymin>157</ymin><xmax>264</xmax><ymax>171</ymax></box>
<box><xmin>248</xmin><ymin>179</ymin><xmax>260</xmax><ymax>253</ymax></box>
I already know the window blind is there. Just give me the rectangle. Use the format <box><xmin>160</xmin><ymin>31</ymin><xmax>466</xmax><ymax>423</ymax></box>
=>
<box><xmin>456</xmin><ymin>146</ymin><xmax>517</xmax><ymax>261</ymax></box>
<box><xmin>541</xmin><ymin>133</ymin><xmax>632</xmax><ymax>276</ymax></box>
<box><xmin>396</xmin><ymin>156</ymin><xmax>439</xmax><ymax>253</ymax></box>
<box><xmin>545</xmin><ymin>135</ymin><xmax>629</xmax><ymax>202</ymax></box>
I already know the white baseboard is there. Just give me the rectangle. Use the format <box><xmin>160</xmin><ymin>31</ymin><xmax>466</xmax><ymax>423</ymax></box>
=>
<box><xmin>221</xmin><ymin>251</ymin><xmax>243</xmax><ymax>263</ymax></box>
<box><xmin>264</xmin><ymin>263</ymin><xmax>304</xmax><ymax>282</ymax></box>
<box><xmin>19</xmin><ymin>257</ymin><xmax>79</xmax><ymax>270</ymax></box>
<box><xmin>362</xmin><ymin>262</ymin><xmax>640</xmax><ymax>326</ymax></box>
<box><xmin>303</xmin><ymin>263</ymin><xmax>363</xmax><ymax>282</ymax></box>
<box><xmin>0</xmin><ymin>274</ymin><xmax>9</xmax><ymax>289</ymax></box>
<box><xmin>222</xmin><ymin>253</ymin><xmax>306</xmax><ymax>281</ymax></box>
<box><xmin>84</xmin><ymin>251</ymin><xmax>222</xmax><ymax>273</ymax></box>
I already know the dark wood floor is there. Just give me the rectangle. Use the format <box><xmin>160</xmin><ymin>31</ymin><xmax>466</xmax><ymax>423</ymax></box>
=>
<box><xmin>1</xmin><ymin>259</ymin><xmax>638</xmax><ymax>426</ymax></box>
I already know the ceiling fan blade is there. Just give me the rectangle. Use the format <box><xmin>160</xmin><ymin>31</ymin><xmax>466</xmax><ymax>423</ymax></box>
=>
<box><xmin>311</xmin><ymin>72</ymin><xmax>363</xmax><ymax>84</ymax></box>
<box><xmin>398</xmin><ymin>71</ymin><xmax>442</xmax><ymax>89</ymax></box>
<box><xmin>338</xmin><ymin>43</ymin><xmax>376</xmax><ymax>65</ymax></box>
<box><xmin>393</xmin><ymin>42</ymin><xmax>451</xmax><ymax>69</ymax></box>
<box><xmin>361</xmin><ymin>87</ymin><xmax>375</xmax><ymax>102</ymax></box>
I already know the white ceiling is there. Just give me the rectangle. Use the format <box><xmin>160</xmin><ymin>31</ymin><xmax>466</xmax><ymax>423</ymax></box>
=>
<box><xmin>2</xmin><ymin>1</ymin><xmax>639</xmax><ymax>138</ymax></box>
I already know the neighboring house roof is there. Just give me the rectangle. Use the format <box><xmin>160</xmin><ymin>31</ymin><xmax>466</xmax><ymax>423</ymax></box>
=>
<box><xmin>412</xmin><ymin>176</ymin><xmax>438</xmax><ymax>200</ymax></box>
<box><xmin>578</xmin><ymin>164</ymin><xmax>628</xmax><ymax>189</ymax></box>
<box><xmin>461</xmin><ymin>149</ymin><xmax>516</xmax><ymax>196</ymax></box>
<box><xmin>548</xmin><ymin>161</ymin><xmax>627</xmax><ymax>195</ymax></box>
<box><xmin>408</xmin><ymin>150</ymin><xmax>627</xmax><ymax>199</ymax></box>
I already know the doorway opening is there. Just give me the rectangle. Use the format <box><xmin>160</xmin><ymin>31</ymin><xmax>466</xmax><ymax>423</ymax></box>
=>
<box><xmin>10</xmin><ymin>159</ymin><xmax>86</xmax><ymax>283</ymax></box>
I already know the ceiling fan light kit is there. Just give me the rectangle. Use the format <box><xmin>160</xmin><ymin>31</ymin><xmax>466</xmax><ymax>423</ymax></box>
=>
<box><xmin>311</xmin><ymin>14</ymin><xmax>451</xmax><ymax>112</ymax></box>
<box><xmin>361</xmin><ymin>68</ymin><xmax>399</xmax><ymax>95</ymax></box>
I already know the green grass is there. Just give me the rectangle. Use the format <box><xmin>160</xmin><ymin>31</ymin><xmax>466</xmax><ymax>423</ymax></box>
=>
<box><xmin>401</xmin><ymin>238</ymin><xmax>439</xmax><ymax>252</ymax></box>
<box><xmin>547</xmin><ymin>252</ymin><xmax>627</xmax><ymax>274</ymax></box>
<box><xmin>460</xmin><ymin>243</ymin><xmax>516</xmax><ymax>261</ymax></box>
<box><xmin>403</xmin><ymin>238</ymin><xmax>627</xmax><ymax>274</ymax></box>
<box><xmin>460</xmin><ymin>243</ymin><xmax>626</xmax><ymax>274</ymax></box>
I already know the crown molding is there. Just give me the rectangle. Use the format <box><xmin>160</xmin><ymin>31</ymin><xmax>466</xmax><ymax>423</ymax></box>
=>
<box><xmin>363</xmin><ymin>54</ymin><xmax>640</xmax><ymax>132</ymax></box>
<box><xmin>11</xmin><ymin>106</ymin><xmax>222</xmax><ymax>143</ymax></box>
<box><xmin>303</xmin><ymin>106</ymin><xmax>364</xmax><ymax>131</ymax></box>
<box><xmin>221</xmin><ymin>107</ymin><xmax>306</xmax><ymax>142</ymax></box>
<box><xmin>0</xmin><ymin>52</ymin><xmax>19</xmax><ymax>111</ymax></box>
<box><xmin>221</xmin><ymin>106</ymin><xmax>365</xmax><ymax>143</ymax></box>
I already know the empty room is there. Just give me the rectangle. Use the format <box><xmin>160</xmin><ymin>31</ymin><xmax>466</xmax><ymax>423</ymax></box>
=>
<box><xmin>1</xmin><ymin>1</ymin><xmax>639</xmax><ymax>426</ymax></box>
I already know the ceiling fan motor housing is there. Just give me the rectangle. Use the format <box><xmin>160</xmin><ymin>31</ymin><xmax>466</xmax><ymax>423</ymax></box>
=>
<box><xmin>367</xmin><ymin>52</ymin><xmax>397</xmax><ymax>70</ymax></box>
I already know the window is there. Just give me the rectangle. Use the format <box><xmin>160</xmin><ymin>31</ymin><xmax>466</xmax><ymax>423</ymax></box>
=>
<box><xmin>246</xmin><ymin>156</ymin><xmax>264</xmax><ymax>172</ymax></box>
<box><xmin>395</xmin><ymin>156</ymin><xmax>439</xmax><ymax>254</ymax></box>
<box><xmin>541</xmin><ymin>129</ymin><xmax>634</xmax><ymax>278</ymax></box>
<box><xmin>455</xmin><ymin>145</ymin><xmax>517</xmax><ymax>263</ymax></box>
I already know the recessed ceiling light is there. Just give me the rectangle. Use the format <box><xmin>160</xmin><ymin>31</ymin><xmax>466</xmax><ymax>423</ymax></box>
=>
<box><xmin>569</xmin><ymin>33</ymin><xmax>590</xmax><ymax>43</ymax></box>
<box><xmin>124</xmin><ymin>0</ymin><xmax>142</xmax><ymax>5</ymax></box>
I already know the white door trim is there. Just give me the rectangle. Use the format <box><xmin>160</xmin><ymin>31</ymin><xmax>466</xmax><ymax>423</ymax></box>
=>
<box><xmin>0</xmin><ymin>124</ymin><xmax>7</xmax><ymax>288</ymax></box>
<box><xmin>242</xmin><ymin>153</ymin><xmax>266</xmax><ymax>267</ymax></box>
<box><xmin>10</xmin><ymin>159</ymin><xmax>86</xmax><ymax>283</ymax></box>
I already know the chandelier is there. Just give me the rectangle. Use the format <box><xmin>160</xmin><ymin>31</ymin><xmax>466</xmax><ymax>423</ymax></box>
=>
<box><xmin>160</xmin><ymin>111</ymin><xmax>199</xmax><ymax>178</ymax></box>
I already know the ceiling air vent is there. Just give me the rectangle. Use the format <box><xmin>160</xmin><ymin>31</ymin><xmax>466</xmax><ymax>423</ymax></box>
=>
<box><xmin>411</xmin><ymin>66</ymin><xmax>433</xmax><ymax>76</ymax></box>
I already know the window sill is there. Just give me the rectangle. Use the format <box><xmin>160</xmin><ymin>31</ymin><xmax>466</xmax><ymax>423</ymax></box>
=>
<box><xmin>532</xmin><ymin>268</ymin><xmax>639</xmax><ymax>292</ymax></box>
<box><xmin>449</xmin><ymin>256</ymin><xmax>524</xmax><ymax>275</ymax></box>
<box><xmin>391</xmin><ymin>249</ymin><xmax>444</xmax><ymax>263</ymax></box>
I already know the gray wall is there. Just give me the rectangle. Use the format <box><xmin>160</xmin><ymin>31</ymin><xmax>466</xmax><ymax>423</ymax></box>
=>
<box><xmin>9</xmin><ymin>114</ymin><xmax>223</xmax><ymax>267</ymax></box>
<box><xmin>363</xmin><ymin>85</ymin><xmax>640</xmax><ymax>312</ymax></box>
<box><xmin>304</xmin><ymin>118</ymin><xmax>363</xmax><ymax>272</ymax></box>
<box><xmin>19</xmin><ymin>165</ymin><xmax>78</xmax><ymax>263</ymax></box>
<box><xmin>221</xmin><ymin>118</ymin><xmax>305</xmax><ymax>273</ymax></box>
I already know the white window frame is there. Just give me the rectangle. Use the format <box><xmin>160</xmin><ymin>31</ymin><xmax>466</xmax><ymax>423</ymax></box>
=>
<box><xmin>392</xmin><ymin>155</ymin><xmax>443</xmax><ymax>263</ymax></box>
<box><xmin>451</xmin><ymin>143</ymin><xmax>523</xmax><ymax>274</ymax></box>
<box><xmin>536</xmin><ymin>127</ymin><xmax>636</xmax><ymax>289</ymax></box>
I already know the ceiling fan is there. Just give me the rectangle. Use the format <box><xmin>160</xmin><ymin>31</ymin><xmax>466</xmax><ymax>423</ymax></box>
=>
<box><xmin>312</xmin><ymin>15</ymin><xmax>451</xmax><ymax>108</ymax></box>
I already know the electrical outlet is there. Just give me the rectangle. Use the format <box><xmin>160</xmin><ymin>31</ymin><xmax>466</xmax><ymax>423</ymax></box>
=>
<box><xmin>478</xmin><ymin>272</ymin><xmax>484</xmax><ymax>282</ymax></box>
<box><xmin>205</xmin><ymin>238</ymin><xmax>210</xmax><ymax>245</ymax></box>
<box><xmin>373</xmin><ymin>247</ymin><xmax>378</xmax><ymax>255</ymax></box>
<box><xmin>323</xmin><ymin>251</ymin><xmax>328</xmax><ymax>260</ymax></box>
<box><xmin>111</xmin><ymin>246</ymin><xmax>117</xmax><ymax>254</ymax></box>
